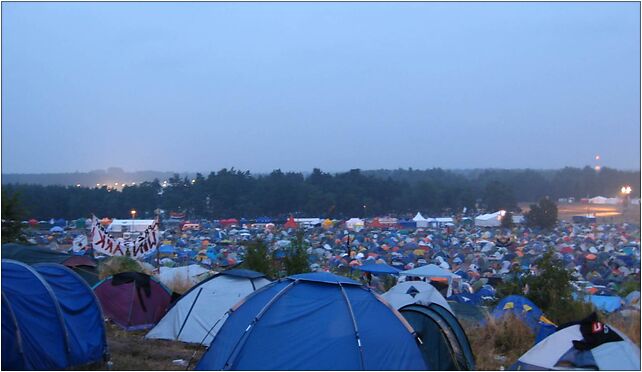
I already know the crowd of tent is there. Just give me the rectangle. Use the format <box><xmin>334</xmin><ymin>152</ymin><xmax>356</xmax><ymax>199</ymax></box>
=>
<box><xmin>2</xmin><ymin>210</ymin><xmax>641</xmax><ymax>370</ymax></box>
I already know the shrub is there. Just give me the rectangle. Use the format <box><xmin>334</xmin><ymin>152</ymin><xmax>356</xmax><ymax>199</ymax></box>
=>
<box><xmin>99</xmin><ymin>256</ymin><xmax>144</xmax><ymax>279</ymax></box>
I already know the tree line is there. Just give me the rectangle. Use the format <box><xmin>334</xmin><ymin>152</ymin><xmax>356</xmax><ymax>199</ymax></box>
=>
<box><xmin>2</xmin><ymin>166</ymin><xmax>639</xmax><ymax>220</ymax></box>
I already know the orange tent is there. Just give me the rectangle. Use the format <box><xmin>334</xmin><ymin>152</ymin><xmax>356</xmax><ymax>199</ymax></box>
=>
<box><xmin>586</xmin><ymin>254</ymin><xmax>597</xmax><ymax>260</ymax></box>
<box><xmin>100</xmin><ymin>218</ymin><xmax>112</xmax><ymax>226</ymax></box>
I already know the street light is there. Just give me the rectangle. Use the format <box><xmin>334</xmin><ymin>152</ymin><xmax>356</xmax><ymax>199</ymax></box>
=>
<box><xmin>621</xmin><ymin>186</ymin><xmax>632</xmax><ymax>195</ymax></box>
<box><xmin>130</xmin><ymin>210</ymin><xmax>136</xmax><ymax>234</ymax></box>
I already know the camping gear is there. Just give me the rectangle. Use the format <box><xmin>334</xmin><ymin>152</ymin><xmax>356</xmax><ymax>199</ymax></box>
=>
<box><xmin>196</xmin><ymin>272</ymin><xmax>427</xmax><ymax>370</ymax></box>
<box><xmin>2</xmin><ymin>260</ymin><xmax>107</xmax><ymax>370</ymax></box>
<box><xmin>146</xmin><ymin>269</ymin><xmax>271</xmax><ymax>345</ymax></box>
<box><xmin>93</xmin><ymin>272</ymin><xmax>172</xmax><ymax>330</ymax></box>
<box><xmin>512</xmin><ymin>313</ymin><xmax>640</xmax><ymax>370</ymax></box>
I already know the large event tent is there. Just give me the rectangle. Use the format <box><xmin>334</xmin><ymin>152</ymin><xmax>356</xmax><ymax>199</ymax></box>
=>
<box><xmin>2</xmin><ymin>260</ymin><xmax>107</xmax><ymax>370</ymax></box>
<box><xmin>146</xmin><ymin>269</ymin><xmax>271</xmax><ymax>345</ymax></box>
<box><xmin>196</xmin><ymin>272</ymin><xmax>427</xmax><ymax>370</ymax></box>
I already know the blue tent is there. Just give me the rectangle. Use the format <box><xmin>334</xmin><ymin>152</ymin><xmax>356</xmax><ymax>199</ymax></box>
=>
<box><xmin>50</xmin><ymin>226</ymin><xmax>64</xmax><ymax>233</ymax></box>
<box><xmin>357</xmin><ymin>262</ymin><xmax>400</xmax><ymax>275</ymax></box>
<box><xmin>1</xmin><ymin>260</ymin><xmax>107</xmax><ymax>369</ymax></box>
<box><xmin>159</xmin><ymin>245</ymin><xmax>176</xmax><ymax>254</ymax></box>
<box><xmin>584</xmin><ymin>294</ymin><xmax>623</xmax><ymax>313</ymax></box>
<box><xmin>493</xmin><ymin>295</ymin><xmax>557</xmax><ymax>344</ymax></box>
<box><xmin>34</xmin><ymin>263</ymin><xmax>107</xmax><ymax>366</ymax></box>
<box><xmin>196</xmin><ymin>272</ymin><xmax>427</xmax><ymax>370</ymax></box>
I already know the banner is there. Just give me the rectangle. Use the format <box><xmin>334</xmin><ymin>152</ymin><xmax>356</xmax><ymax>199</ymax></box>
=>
<box><xmin>90</xmin><ymin>216</ymin><xmax>159</xmax><ymax>258</ymax></box>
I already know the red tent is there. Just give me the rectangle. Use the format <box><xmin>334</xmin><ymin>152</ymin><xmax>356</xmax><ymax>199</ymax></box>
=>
<box><xmin>284</xmin><ymin>216</ymin><xmax>298</xmax><ymax>229</ymax></box>
<box><xmin>28</xmin><ymin>219</ymin><xmax>38</xmax><ymax>227</ymax></box>
<box><xmin>220</xmin><ymin>218</ymin><xmax>239</xmax><ymax>226</ymax></box>
<box><xmin>369</xmin><ymin>218</ymin><xmax>384</xmax><ymax>228</ymax></box>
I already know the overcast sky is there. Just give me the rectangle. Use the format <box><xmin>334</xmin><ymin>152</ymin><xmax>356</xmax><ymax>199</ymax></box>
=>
<box><xmin>2</xmin><ymin>2</ymin><xmax>640</xmax><ymax>174</ymax></box>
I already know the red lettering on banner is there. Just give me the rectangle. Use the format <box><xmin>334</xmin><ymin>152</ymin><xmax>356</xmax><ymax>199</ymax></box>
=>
<box><xmin>592</xmin><ymin>322</ymin><xmax>603</xmax><ymax>333</ymax></box>
<box><xmin>114</xmin><ymin>242</ymin><xmax>124</xmax><ymax>256</ymax></box>
<box><xmin>95</xmin><ymin>230</ymin><xmax>106</xmax><ymax>248</ymax></box>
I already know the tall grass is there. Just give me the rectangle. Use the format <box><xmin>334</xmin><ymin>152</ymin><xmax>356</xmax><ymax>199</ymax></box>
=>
<box><xmin>464</xmin><ymin>315</ymin><xmax>535</xmax><ymax>370</ymax></box>
<box><xmin>605</xmin><ymin>310</ymin><xmax>641</xmax><ymax>347</ymax></box>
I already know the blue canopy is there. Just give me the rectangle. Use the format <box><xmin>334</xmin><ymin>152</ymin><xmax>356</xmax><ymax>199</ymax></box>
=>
<box><xmin>196</xmin><ymin>272</ymin><xmax>427</xmax><ymax>370</ymax></box>
<box><xmin>357</xmin><ymin>263</ymin><xmax>400</xmax><ymax>275</ymax></box>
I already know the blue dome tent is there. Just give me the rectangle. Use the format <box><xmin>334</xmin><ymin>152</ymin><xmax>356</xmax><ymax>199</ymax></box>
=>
<box><xmin>1</xmin><ymin>260</ymin><xmax>107</xmax><ymax>370</ymax></box>
<box><xmin>493</xmin><ymin>295</ymin><xmax>557</xmax><ymax>344</ymax></box>
<box><xmin>196</xmin><ymin>272</ymin><xmax>427</xmax><ymax>370</ymax></box>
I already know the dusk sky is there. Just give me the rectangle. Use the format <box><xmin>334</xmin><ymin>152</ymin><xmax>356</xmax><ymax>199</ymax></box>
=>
<box><xmin>2</xmin><ymin>2</ymin><xmax>640</xmax><ymax>174</ymax></box>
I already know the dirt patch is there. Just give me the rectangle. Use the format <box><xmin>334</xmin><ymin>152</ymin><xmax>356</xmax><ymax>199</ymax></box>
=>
<box><xmin>105</xmin><ymin>323</ymin><xmax>206</xmax><ymax>370</ymax></box>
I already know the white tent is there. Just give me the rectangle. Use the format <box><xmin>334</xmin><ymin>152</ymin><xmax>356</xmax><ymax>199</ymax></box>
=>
<box><xmin>345</xmin><ymin>218</ymin><xmax>365</xmax><ymax>231</ymax></box>
<box><xmin>145</xmin><ymin>269</ymin><xmax>271</xmax><ymax>346</ymax></box>
<box><xmin>400</xmin><ymin>264</ymin><xmax>461</xmax><ymax>297</ymax></box>
<box><xmin>413</xmin><ymin>212</ymin><xmax>429</xmax><ymax>228</ymax></box>
<box><xmin>382</xmin><ymin>281</ymin><xmax>452</xmax><ymax>313</ymax></box>
<box><xmin>108</xmin><ymin>219</ymin><xmax>155</xmax><ymax>233</ymax></box>
<box><xmin>156</xmin><ymin>264</ymin><xmax>211</xmax><ymax>289</ymax></box>
<box><xmin>474</xmin><ymin>212</ymin><xmax>502</xmax><ymax>227</ymax></box>
<box><xmin>514</xmin><ymin>320</ymin><xmax>640</xmax><ymax>370</ymax></box>
<box><xmin>589</xmin><ymin>196</ymin><xmax>609</xmax><ymax>204</ymax></box>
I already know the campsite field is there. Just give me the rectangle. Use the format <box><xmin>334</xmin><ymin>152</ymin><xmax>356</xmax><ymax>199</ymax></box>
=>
<box><xmin>105</xmin><ymin>323</ymin><xmax>205</xmax><ymax>370</ymax></box>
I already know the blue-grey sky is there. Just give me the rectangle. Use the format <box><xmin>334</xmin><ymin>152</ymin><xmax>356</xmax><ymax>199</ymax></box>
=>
<box><xmin>2</xmin><ymin>2</ymin><xmax>640</xmax><ymax>173</ymax></box>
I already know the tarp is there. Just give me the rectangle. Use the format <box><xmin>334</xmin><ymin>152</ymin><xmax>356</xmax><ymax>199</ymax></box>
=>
<box><xmin>146</xmin><ymin>269</ymin><xmax>271</xmax><ymax>346</ymax></box>
<box><xmin>357</xmin><ymin>263</ymin><xmax>400</xmax><ymax>275</ymax></box>
<box><xmin>196</xmin><ymin>272</ymin><xmax>427</xmax><ymax>370</ymax></box>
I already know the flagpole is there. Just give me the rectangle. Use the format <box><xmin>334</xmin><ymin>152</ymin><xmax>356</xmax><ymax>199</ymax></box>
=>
<box><xmin>155</xmin><ymin>212</ymin><xmax>161</xmax><ymax>273</ymax></box>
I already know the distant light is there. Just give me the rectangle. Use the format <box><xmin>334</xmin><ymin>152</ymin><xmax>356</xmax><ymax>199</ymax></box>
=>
<box><xmin>594</xmin><ymin>165</ymin><xmax>601</xmax><ymax>172</ymax></box>
<box><xmin>621</xmin><ymin>186</ymin><xmax>632</xmax><ymax>195</ymax></box>
<box><xmin>132</xmin><ymin>182</ymin><xmax>136</xmax><ymax>185</ymax></box>
<box><xmin>191</xmin><ymin>179</ymin><xmax>196</xmax><ymax>184</ymax></box>
<box><xmin>115</xmin><ymin>182</ymin><xmax>119</xmax><ymax>186</ymax></box>
<box><xmin>499</xmin><ymin>210</ymin><xmax>506</xmax><ymax>217</ymax></box>
<box><xmin>96</xmin><ymin>183</ymin><xmax>100</xmax><ymax>187</ymax></box>
<box><xmin>76</xmin><ymin>184</ymin><xmax>81</xmax><ymax>187</ymax></box>
<box><xmin>595</xmin><ymin>155</ymin><xmax>601</xmax><ymax>161</ymax></box>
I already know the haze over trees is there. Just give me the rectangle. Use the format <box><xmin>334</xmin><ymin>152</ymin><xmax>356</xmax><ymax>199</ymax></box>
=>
<box><xmin>2</xmin><ymin>167</ymin><xmax>639</xmax><ymax>220</ymax></box>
